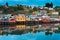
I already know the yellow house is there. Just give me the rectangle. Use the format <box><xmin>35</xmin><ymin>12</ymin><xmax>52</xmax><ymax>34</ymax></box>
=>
<box><xmin>32</xmin><ymin>12</ymin><xmax>36</xmax><ymax>15</ymax></box>
<box><xmin>16</xmin><ymin>16</ymin><xmax>26</xmax><ymax>22</ymax></box>
<box><xmin>26</xmin><ymin>18</ymin><xmax>31</xmax><ymax>21</ymax></box>
<box><xmin>0</xmin><ymin>30</ymin><xmax>2</xmax><ymax>34</ymax></box>
<box><xmin>16</xmin><ymin>25</ymin><xmax>26</xmax><ymax>30</ymax></box>
<box><xmin>0</xmin><ymin>10</ymin><xmax>2</xmax><ymax>14</ymax></box>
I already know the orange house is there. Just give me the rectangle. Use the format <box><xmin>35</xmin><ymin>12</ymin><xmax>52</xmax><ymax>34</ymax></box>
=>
<box><xmin>8</xmin><ymin>19</ymin><xmax>16</xmax><ymax>23</ymax></box>
<box><xmin>0</xmin><ymin>20</ymin><xmax>3</xmax><ymax>22</ymax></box>
<box><xmin>0</xmin><ymin>10</ymin><xmax>2</xmax><ymax>14</ymax></box>
<box><xmin>0</xmin><ymin>30</ymin><xmax>2</xmax><ymax>34</ymax></box>
<box><xmin>16</xmin><ymin>16</ymin><xmax>26</xmax><ymax>22</ymax></box>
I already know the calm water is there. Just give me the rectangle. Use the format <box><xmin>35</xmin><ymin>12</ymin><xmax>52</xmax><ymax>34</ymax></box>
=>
<box><xmin>0</xmin><ymin>23</ymin><xmax>60</xmax><ymax>40</ymax></box>
<box><xmin>0</xmin><ymin>32</ymin><xmax>60</xmax><ymax>40</ymax></box>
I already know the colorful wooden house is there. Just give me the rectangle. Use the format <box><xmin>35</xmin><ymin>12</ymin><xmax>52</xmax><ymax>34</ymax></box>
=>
<box><xmin>0</xmin><ymin>10</ymin><xmax>2</xmax><ymax>14</ymax></box>
<box><xmin>8</xmin><ymin>19</ymin><xmax>16</xmax><ymax>23</ymax></box>
<box><xmin>3</xmin><ymin>16</ymin><xmax>8</xmax><ymax>22</ymax></box>
<box><xmin>16</xmin><ymin>25</ymin><xmax>26</xmax><ymax>30</ymax></box>
<box><xmin>26</xmin><ymin>18</ymin><xmax>31</xmax><ymax>21</ymax></box>
<box><xmin>8</xmin><ymin>16</ymin><xmax>16</xmax><ymax>23</ymax></box>
<box><xmin>0</xmin><ymin>14</ymin><xmax>3</xmax><ymax>22</ymax></box>
<box><xmin>0</xmin><ymin>30</ymin><xmax>2</xmax><ymax>34</ymax></box>
<box><xmin>16</xmin><ymin>16</ymin><xmax>26</xmax><ymax>22</ymax></box>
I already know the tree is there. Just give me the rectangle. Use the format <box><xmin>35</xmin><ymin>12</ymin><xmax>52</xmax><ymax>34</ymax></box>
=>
<box><xmin>59</xmin><ymin>12</ymin><xmax>60</xmax><ymax>16</ymax></box>
<box><xmin>17</xmin><ymin>5</ymin><xmax>24</xmax><ymax>10</ymax></box>
<box><xmin>50</xmin><ymin>2</ymin><xmax>53</xmax><ymax>8</ymax></box>
<box><xmin>33</xmin><ymin>7</ymin><xmax>38</xmax><ymax>11</ymax></box>
<box><xmin>45</xmin><ymin>3</ymin><xmax>50</xmax><ymax>8</ymax></box>
<box><xmin>45</xmin><ymin>2</ymin><xmax>53</xmax><ymax>8</ymax></box>
<box><xmin>29</xmin><ymin>9</ymin><xmax>34</xmax><ymax>13</ymax></box>
<box><xmin>6</xmin><ymin>2</ymin><xmax>8</xmax><ymax>6</ymax></box>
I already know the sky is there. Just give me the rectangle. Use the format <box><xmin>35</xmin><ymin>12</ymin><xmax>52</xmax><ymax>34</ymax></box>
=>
<box><xmin>0</xmin><ymin>0</ymin><xmax>60</xmax><ymax>6</ymax></box>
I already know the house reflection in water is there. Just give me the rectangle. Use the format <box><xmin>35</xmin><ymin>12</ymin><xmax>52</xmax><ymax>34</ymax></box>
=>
<box><xmin>8</xmin><ymin>26</ymin><xmax>16</xmax><ymax>31</ymax></box>
<box><xmin>16</xmin><ymin>25</ymin><xmax>26</xmax><ymax>30</ymax></box>
<box><xmin>0</xmin><ymin>23</ymin><xmax>60</xmax><ymax>35</ymax></box>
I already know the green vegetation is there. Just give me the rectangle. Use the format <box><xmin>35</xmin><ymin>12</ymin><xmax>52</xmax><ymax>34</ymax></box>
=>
<box><xmin>0</xmin><ymin>2</ymin><xmax>60</xmax><ymax>15</ymax></box>
<box><xmin>54</xmin><ymin>6</ymin><xmax>60</xmax><ymax>12</ymax></box>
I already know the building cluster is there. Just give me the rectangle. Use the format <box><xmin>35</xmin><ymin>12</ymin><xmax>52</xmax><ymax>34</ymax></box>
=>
<box><xmin>0</xmin><ymin>2</ymin><xmax>60</xmax><ymax>23</ymax></box>
<box><xmin>0</xmin><ymin>9</ymin><xmax>60</xmax><ymax>23</ymax></box>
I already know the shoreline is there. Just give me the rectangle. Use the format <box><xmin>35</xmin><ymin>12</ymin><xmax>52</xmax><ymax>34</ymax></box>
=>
<box><xmin>0</xmin><ymin>21</ymin><xmax>59</xmax><ymax>26</ymax></box>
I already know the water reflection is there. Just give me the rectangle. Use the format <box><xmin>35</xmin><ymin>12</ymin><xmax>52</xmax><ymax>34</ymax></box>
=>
<box><xmin>0</xmin><ymin>23</ymin><xmax>60</xmax><ymax>36</ymax></box>
<box><xmin>0</xmin><ymin>24</ymin><xmax>60</xmax><ymax>40</ymax></box>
